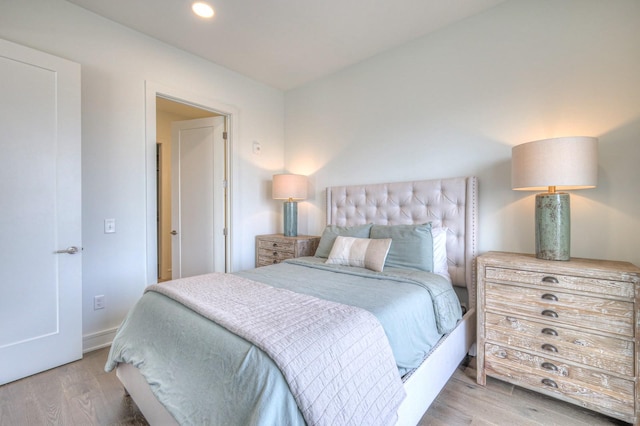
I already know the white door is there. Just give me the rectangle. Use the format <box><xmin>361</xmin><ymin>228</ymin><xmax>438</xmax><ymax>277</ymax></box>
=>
<box><xmin>0</xmin><ymin>39</ymin><xmax>82</xmax><ymax>385</ymax></box>
<box><xmin>171</xmin><ymin>117</ymin><xmax>226</xmax><ymax>278</ymax></box>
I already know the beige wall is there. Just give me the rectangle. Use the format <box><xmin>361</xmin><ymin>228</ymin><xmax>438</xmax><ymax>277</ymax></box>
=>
<box><xmin>156</xmin><ymin>111</ymin><xmax>174</xmax><ymax>281</ymax></box>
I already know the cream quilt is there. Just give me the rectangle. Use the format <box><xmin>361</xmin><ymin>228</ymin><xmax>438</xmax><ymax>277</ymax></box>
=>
<box><xmin>146</xmin><ymin>272</ymin><xmax>406</xmax><ymax>426</ymax></box>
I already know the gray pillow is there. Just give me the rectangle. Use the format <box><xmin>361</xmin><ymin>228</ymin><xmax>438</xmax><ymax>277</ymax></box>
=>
<box><xmin>370</xmin><ymin>223</ymin><xmax>434</xmax><ymax>271</ymax></box>
<box><xmin>314</xmin><ymin>224</ymin><xmax>373</xmax><ymax>258</ymax></box>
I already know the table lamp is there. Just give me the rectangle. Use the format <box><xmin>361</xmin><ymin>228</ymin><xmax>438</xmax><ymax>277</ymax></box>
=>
<box><xmin>272</xmin><ymin>174</ymin><xmax>307</xmax><ymax>237</ymax></box>
<box><xmin>511</xmin><ymin>136</ymin><xmax>598</xmax><ymax>261</ymax></box>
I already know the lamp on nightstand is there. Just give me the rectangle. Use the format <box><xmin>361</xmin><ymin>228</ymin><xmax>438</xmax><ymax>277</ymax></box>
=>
<box><xmin>511</xmin><ymin>136</ymin><xmax>598</xmax><ymax>261</ymax></box>
<box><xmin>272</xmin><ymin>174</ymin><xmax>307</xmax><ymax>237</ymax></box>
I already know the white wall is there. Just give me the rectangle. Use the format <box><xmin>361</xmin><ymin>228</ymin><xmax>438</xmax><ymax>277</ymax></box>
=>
<box><xmin>285</xmin><ymin>0</ymin><xmax>640</xmax><ymax>268</ymax></box>
<box><xmin>3</xmin><ymin>0</ymin><xmax>639</xmax><ymax>352</ymax></box>
<box><xmin>0</xmin><ymin>0</ymin><xmax>285</xmax><ymax>350</ymax></box>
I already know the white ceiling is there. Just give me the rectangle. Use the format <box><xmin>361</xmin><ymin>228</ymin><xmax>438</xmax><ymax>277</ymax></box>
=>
<box><xmin>66</xmin><ymin>0</ymin><xmax>506</xmax><ymax>90</ymax></box>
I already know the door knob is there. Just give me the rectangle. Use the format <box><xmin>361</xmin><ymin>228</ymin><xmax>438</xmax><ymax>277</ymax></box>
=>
<box><xmin>170</xmin><ymin>230</ymin><xmax>178</xmax><ymax>235</ymax></box>
<box><xmin>55</xmin><ymin>246</ymin><xmax>80</xmax><ymax>254</ymax></box>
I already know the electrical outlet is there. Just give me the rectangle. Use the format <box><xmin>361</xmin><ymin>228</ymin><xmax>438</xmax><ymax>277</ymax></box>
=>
<box><xmin>94</xmin><ymin>295</ymin><xmax>105</xmax><ymax>310</ymax></box>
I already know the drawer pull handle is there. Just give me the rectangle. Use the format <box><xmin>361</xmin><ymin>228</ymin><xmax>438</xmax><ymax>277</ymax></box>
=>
<box><xmin>541</xmin><ymin>293</ymin><xmax>558</xmax><ymax>301</ymax></box>
<box><xmin>542</xmin><ymin>276</ymin><xmax>559</xmax><ymax>284</ymax></box>
<box><xmin>541</xmin><ymin>362</ymin><xmax>558</xmax><ymax>372</ymax></box>
<box><xmin>541</xmin><ymin>309</ymin><xmax>558</xmax><ymax>318</ymax></box>
<box><xmin>541</xmin><ymin>328</ymin><xmax>558</xmax><ymax>336</ymax></box>
<box><xmin>272</xmin><ymin>260</ymin><xmax>278</xmax><ymax>264</ymax></box>
<box><xmin>273</xmin><ymin>251</ymin><xmax>278</xmax><ymax>256</ymax></box>
<box><xmin>541</xmin><ymin>378</ymin><xmax>558</xmax><ymax>388</ymax></box>
<box><xmin>541</xmin><ymin>343</ymin><xmax>558</xmax><ymax>353</ymax></box>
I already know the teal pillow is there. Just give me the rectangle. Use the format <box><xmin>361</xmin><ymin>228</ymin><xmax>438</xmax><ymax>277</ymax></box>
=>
<box><xmin>370</xmin><ymin>223</ymin><xmax>434</xmax><ymax>271</ymax></box>
<box><xmin>314</xmin><ymin>224</ymin><xmax>373</xmax><ymax>258</ymax></box>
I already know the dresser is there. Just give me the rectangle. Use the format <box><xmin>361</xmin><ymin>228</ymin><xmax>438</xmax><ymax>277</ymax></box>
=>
<box><xmin>476</xmin><ymin>251</ymin><xmax>640</xmax><ymax>424</ymax></box>
<box><xmin>255</xmin><ymin>234</ymin><xmax>320</xmax><ymax>267</ymax></box>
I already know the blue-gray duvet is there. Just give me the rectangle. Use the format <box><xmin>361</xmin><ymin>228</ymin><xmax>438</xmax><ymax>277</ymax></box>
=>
<box><xmin>105</xmin><ymin>257</ymin><xmax>462</xmax><ymax>425</ymax></box>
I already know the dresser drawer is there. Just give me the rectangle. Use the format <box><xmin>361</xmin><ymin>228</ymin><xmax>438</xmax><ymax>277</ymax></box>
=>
<box><xmin>485</xmin><ymin>282</ymin><xmax>634</xmax><ymax>337</ymax></box>
<box><xmin>477</xmin><ymin>252</ymin><xmax>640</xmax><ymax>424</ymax></box>
<box><xmin>485</xmin><ymin>266</ymin><xmax>634</xmax><ymax>299</ymax></box>
<box><xmin>484</xmin><ymin>343</ymin><xmax>636</xmax><ymax>419</ymax></box>
<box><xmin>484</xmin><ymin>312</ymin><xmax>634</xmax><ymax>376</ymax></box>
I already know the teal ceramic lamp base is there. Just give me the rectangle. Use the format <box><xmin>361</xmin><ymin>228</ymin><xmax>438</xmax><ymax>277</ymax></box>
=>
<box><xmin>283</xmin><ymin>201</ymin><xmax>298</xmax><ymax>237</ymax></box>
<box><xmin>535</xmin><ymin>192</ymin><xmax>570</xmax><ymax>261</ymax></box>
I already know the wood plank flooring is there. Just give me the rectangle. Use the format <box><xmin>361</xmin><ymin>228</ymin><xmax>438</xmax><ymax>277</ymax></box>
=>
<box><xmin>418</xmin><ymin>357</ymin><xmax>628</xmax><ymax>426</ymax></box>
<box><xmin>0</xmin><ymin>348</ymin><xmax>627</xmax><ymax>425</ymax></box>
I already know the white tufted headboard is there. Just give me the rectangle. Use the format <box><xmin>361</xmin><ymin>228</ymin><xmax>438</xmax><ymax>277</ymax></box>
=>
<box><xmin>326</xmin><ymin>176</ymin><xmax>478</xmax><ymax>307</ymax></box>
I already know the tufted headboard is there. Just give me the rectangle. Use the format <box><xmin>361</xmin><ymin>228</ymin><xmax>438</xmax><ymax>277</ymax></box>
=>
<box><xmin>326</xmin><ymin>176</ymin><xmax>478</xmax><ymax>307</ymax></box>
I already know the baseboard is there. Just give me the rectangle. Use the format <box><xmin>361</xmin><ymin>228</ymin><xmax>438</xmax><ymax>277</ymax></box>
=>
<box><xmin>83</xmin><ymin>327</ymin><xmax>118</xmax><ymax>353</ymax></box>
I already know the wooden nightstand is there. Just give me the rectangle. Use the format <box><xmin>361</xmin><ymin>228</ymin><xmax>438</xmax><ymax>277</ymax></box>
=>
<box><xmin>476</xmin><ymin>251</ymin><xmax>640</xmax><ymax>424</ymax></box>
<box><xmin>255</xmin><ymin>234</ymin><xmax>320</xmax><ymax>267</ymax></box>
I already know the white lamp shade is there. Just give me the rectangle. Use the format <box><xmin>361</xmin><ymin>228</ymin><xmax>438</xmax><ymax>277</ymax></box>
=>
<box><xmin>272</xmin><ymin>174</ymin><xmax>307</xmax><ymax>200</ymax></box>
<box><xmin>511</xmin><ymin>136</ymin><xmax>598</xmax><ymax>191</ymax></box>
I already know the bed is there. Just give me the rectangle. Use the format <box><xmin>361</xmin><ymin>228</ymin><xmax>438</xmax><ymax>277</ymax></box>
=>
<box><xmin>106</xmin><ymin>176</ymin><xmax>478</xmax><ymax>425</ymax></box>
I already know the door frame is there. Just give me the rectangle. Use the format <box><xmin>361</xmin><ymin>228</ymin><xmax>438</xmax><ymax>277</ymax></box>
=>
<box><xmin>145</xmin><ymin>81</ymin><xmax>235</xmax><ymax>284</ymax></box>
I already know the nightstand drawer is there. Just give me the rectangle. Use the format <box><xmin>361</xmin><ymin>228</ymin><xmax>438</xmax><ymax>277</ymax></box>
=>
<box><xmin>485</xmin><ymin>266</ymin><xmax>634</xmax><ymax>298</ymax></box>
<box><xmin>255</xmin><ymin>234</ymin><xmax>320</xmax><ymax>268</ymax></box>
<box><xmin>484</xmin><ymin>343</ymin><xmax>635</xmax><ymax>418</ymax></box>
<box><xmin>485</xmin><ymin>282</ymin><xmax>634</xmax><ymax>336</ymax></box>
<box><xmin>257</xmin><ymin>250</ymin><xmax>294</xmax><ymax>265</ymax></box>
<box><xmin>257</xmin><ymin>239</ymin><xmax>295</xmax><ymax>253</ymax></box>
<box><xmin>484</xmin><ymin>312</ymin><xmax>634</xmax><ymax>376</ymax></box>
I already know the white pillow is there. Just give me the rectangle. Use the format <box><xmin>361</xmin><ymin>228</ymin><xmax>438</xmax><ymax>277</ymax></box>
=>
<box><xmin>432</xmin><ymin>227</ymin><xmax>450</xmax><ymax>281</ymax></box>
<box><xmin>325</xmin><ymin>236</ymin><xmax>392</xmax><ymax>272</ymax></box>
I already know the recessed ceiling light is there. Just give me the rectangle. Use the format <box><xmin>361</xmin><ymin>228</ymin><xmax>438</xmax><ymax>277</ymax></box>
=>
<box><xmin>192</xmin><ymin>2</ymin><xmax>214</xmax><ymax>18</ymax></box>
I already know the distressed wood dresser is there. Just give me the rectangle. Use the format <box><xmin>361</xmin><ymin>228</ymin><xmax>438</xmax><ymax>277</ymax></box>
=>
<box><xmin>477</xmin><ymin>251</ymin><xmax>640</xmax><ymax>424</ymax></box>
<box><xmin>255</xmin><ymin>234</ymin><xmax>320</xmax><ymax>267</ymax></box>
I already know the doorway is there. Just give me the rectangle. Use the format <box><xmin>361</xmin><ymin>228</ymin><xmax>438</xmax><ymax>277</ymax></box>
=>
<box><xmin>145</xmin><ymin>82</ymin><xmax>235</xmax><ymax>285</ymax></box>
<box><xmin>156</xmin><ymin>99</ymin><xmax>226</xmax><ymax>281</ymax></box>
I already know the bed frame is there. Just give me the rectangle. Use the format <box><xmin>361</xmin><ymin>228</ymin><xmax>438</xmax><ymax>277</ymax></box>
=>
<box><xmin>116</xmin><ymin>176</ymin><xmax>478</xmax><ymax>425</ymax></box>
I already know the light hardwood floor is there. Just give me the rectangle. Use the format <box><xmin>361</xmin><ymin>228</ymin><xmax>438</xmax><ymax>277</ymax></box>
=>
<box><xmin>0</xmin><ymin>348</ymin><xmax>627</xmax><ymax>425</ymax></box>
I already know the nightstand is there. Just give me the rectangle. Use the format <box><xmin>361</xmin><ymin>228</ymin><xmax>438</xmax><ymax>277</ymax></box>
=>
<box><xmin>255</xmin><ymin>234</ymin><xmax>320</xmax><ymax>267</ymax></box>
<box><xmin>476</xmin><ymin>251</ymin><xmax>640</xmax><ymax>424</ymax></box>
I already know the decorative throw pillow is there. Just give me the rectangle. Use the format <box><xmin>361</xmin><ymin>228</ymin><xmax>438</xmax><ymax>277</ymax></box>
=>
<box><xmin>314</xmin><ymin>224</ymin><xmax>373</xmax><ymax>258</ymax></box>
<box><xmin>370</xmin><ymin>223</ymin><xmax>434</xmax><ymax>272</ymax></box>
<box><xmin>432</xmin><ymin>227</ymin><xmax>450</xmax><ymax>280</ymax></box>
<box><xmin>325</xmin><ymin>236</ymin><xmax>392</xmax><ymax>272</ymax></box>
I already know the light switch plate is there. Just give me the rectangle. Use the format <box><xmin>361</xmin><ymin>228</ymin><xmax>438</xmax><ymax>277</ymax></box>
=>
<box><xmin>252</xmin><ymin>140</ymin><xmax>262</xmax><ymax>155</ymax></box>
<box><xmin>104</xmin><ymin>218</ymin><xmax>116</xmax><ymax>233</ymax></box>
